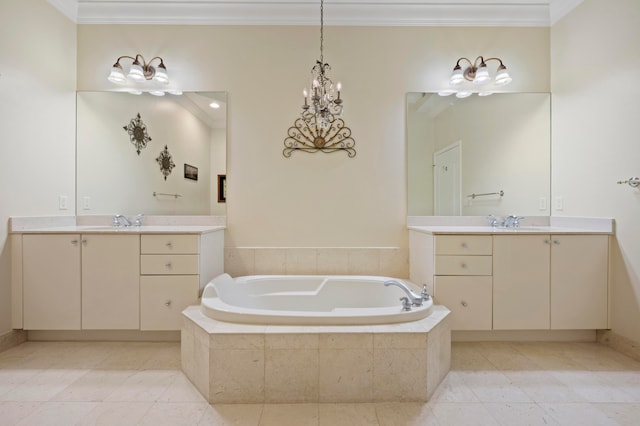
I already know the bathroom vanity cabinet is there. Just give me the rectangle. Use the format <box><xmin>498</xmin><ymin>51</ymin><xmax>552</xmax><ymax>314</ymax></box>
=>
<box><xmin>12</xmin><ymin>226</ymin><xmax>224</xmax><ymax>332</ymax></box>
<box><xmin>21</xmin><ymin>233</ymin><xmax>140</xmax><ymax>330</ymax></box>
<box><xmin>410</xmin><ymin>228</ymin><xmax>610</xmax><ymax>332</ymax></box>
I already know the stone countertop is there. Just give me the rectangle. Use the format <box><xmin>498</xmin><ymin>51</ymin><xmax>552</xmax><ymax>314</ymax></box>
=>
<box><xmin>11</xmin><ymin>225</ymin><xmax>225</xmax><ymax>235</ymax></box>
<box><xmin>408</xmin><ymin>225</ymin><xmax>613</xmax><ymax>235</ymax></box>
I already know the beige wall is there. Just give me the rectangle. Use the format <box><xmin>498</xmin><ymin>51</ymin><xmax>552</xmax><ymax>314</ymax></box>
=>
<box><xmin>551</xmin><ymin>0</ymin><xmax>640</xmax><ymax>343</ymax></box>
<box><xmin>76</xmin><ymin>25</ymin><xmax>549</xmax><ymax>249</ymax></box>
<box><xmin>0</xmin><ymin>1</ymin><xmax>77</xmax><ymax>333</ymax></box>
<box><xmin>0</xmin><ymin>5</ymin><xmax>551</xmax><ymax>334</ymax></box>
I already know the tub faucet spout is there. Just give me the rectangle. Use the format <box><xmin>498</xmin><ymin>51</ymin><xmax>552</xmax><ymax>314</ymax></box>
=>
<box><xmin>384</xmin><ymin>280</ymin><xmax>425</xmax><ymax>306</ymax></box>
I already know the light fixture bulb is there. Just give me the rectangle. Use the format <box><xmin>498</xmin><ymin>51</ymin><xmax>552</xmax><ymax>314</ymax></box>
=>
<box><xmin>450</xmin><ymin>66</ymin><xmax>464</xmax><ymax>86</ymax></box>
<box><xmin>456</xmin><ymin>91</ymin><xmax>472</xmax><ymax>98</ymax></box>
<box><xmin>128</xmin><ymin>62</ymin><xmax>145</xmax><ymax>82</ymax></box>
<box><xmin>153</xmin><ymin>63</ymin><xmax>169</xmax><ymax>84</ymax></box>
<box><xmin>494</xmin><ymin>65</ymin><xmax>512</xmax><ymax>86</ymax></box>
<box><xmin>107</xmin><ymin>64</ymin><xmax>126</xmax><ymax>84</ymax></box>
<box><xmin>149</xmin><ymin>90</ymin><xmax>165</xmax><ymax>96</ymax></box>
<box><xmin>438</xmin><ymin>89</ymin><xmax>456</xmax><ymax>97</ymax></box>
<box><xmin>167</xmin><ymin>89</ymin><xmax>183</xmax><ymax>95</ymax></box>
<box><xmin>473</xmin><ymin>64</ymin><xmax>491</xmax><ymax>85</ymax></box>
<box><xmin>127</xmin><ymin>89</ymin><xmax>143</xmax><ymax>95</ymax></box>
<box><xmin>478</xmin><ymin>92</ymin><xmax>493</xmax><ymax>97</ymax></box>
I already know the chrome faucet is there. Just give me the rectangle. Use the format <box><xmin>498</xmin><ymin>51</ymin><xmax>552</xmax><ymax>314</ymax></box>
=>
<box><xmin>384</xmin><ymin>280</ymin><xmax>430</xmax><ymax>307</ymax></box>
<box><xmin>487</xmin><ymin>214</ymin><xmax>499</xmax><ymax>227</ymax></box>
<box><xmin>133</xmin><ymin>213</ymin><xmax>144</xmax><ymax>226</ymax></box>
<box><xmin>113</xmin><ymin>214</ymin><xmax>132</xmax><ymax>227</ymax></box>
<box><xmin>502</xmin><ymin>215</ymin><xmax>524</xmax><ymax>228</ymax></box>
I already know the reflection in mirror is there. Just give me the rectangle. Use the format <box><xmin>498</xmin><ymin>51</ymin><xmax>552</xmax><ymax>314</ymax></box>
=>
<box><xmin>407</xmin><ymin>93</ymin><xmax>550</xmax><ymax>217</ymax></box>
<box><xmin>77</xmin><ymin>91</ymin><xmax>226</xmax><ymax>216</ymax></box>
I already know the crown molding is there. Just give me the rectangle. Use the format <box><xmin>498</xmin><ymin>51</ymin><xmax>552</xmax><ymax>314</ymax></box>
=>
<box><xmin>47</xmin><ymin>1</ymin><xmax>581</xmax><ymax>27</ymax></box>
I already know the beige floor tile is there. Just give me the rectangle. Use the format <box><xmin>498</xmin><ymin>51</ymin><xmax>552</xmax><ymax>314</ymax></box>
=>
<box><xmin>374</xmin><ymin>402</ymin><xmax>440</xmax><ymax>426</ymax></box>
<box><xmin>157</xmin><ymin>374</ymin><xmax>207</xmax><ymax>402</ymax></box>
<box><xmin>198</xmin><ymin>403</ymin><xmax>263</xmax><ymax>426</ymax></box>
<box><xmin>318</xmin><ymin>403</ymin><xmax>379</xmax><ymax>426</ymax></box>
<box><xmin>483</xmin><ymin>403</ymin><xmax>560</xmax><ymax>426</ymax></box>
<box><xmin>597</xmin><ymin>403</ymin><xmax>640</xmax><ymax>426</ymax></box>
<box><xmin>539</xmin><ymin>402</ymin><xmax>620</xmax><ymax>426</ymax></box>
<box><xmin>477</xmin><ymin>342</ymin><xmax>543</xmax><ymax>371</ymax></box>
<box><xmin>0</xmin><ymin>370</ymin><xmax>42</xmax><ymax>399</ymax></box>
<box><xmin>502</xmin><ymin>371</ymin><xmax>585</xmax><ymax>403</ymax></box>
<box><xmin>103</xmin><ymin>370</ymin><xmax>179</xmax><ymax>402</ymax></box>
<box><xmin>0</xmin><ymin>369</ymin><xmax>88</xmax><ymax>402</ymax></box>
<box><xmin>458</xmin><ymin>371</ymin><xmax>533</xmax><ymax>403</ymax></box>
<box><xmin>430</xmin><ymin>402</ymin><xmax>500</xmax><ymax>426</ymax></box>
<box><xmin>259</xmin><ymin>403</ymin><xmax>319</xmax><ymax>426</ymax></box>
<box><xmin>551</xmin><ymin>371</ymin><xmax>637</xmax><ymax>403</ymax></box>
<box><xmin>51</xmin><ymin>370</ymin><xmax>136</xmax><ymax>402</ymax></box>
<box><xmin>16</xmin><ymin>401</ymin><xmax>97</xmax><ymax>426</ymax></box>
<box><xmin>428</xmin><ymin>371</ymin><xmax>479</xmax><ymax>403</ymax></box>
<box><xmin>0</xmin><ymin>401</ymin><xmax>42</xmax><ymax>426</ymax></box>
<box><xmin>75</xmin><ymin>401</ymin><xmax>153</xmax><ymax>426</ymax></box>
<box><xmin>137</xmin><ymin>402</ymin><xmax>210</xmax><ymax>426</ymax></box>
<box><xmin>450</xmin><ymin>343</ymin><xmax>496</xmax><ymax>371</ymax></box>
<box><xmin>140</xmin><ymin>343</ymin><xmax>181</xmax><ymax>370</ymax></box>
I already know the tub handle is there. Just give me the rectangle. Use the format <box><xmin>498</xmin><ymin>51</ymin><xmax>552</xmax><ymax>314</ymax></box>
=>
<box><xmin>400</xmin><ymin>297</ymin><xmax>412</xmax><ymax>311</ymax></box>
<box><xmin>164</xmin><ymin>300</ymin><xmax>172</xmax><ymax>307</ymax></box>
<box><xmin>461</xmin><ymin>301</ymin><xmax>468</xmax><ymax>308</ymax></box>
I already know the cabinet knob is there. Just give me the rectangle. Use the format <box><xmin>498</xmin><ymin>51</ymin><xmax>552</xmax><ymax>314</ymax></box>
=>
<box><xmin>164</xmin><ymin>300</ymin><xmax>172</xmax><ymax>307</ymax></box>
<box><xmin>461</xmin><ymin>263</ymin><xmax>468</xmax><ymax>269</ymax></box>
<box><xmin>544</xmin><ymin>239</ymin><xmax>551</xmax><ymax>245</ymax></box>
<box><xmin>81</xmin><ymin>239</ymin><xmax>87</xmax><ymax>246</ymax></box>
<box><xmin>461</xmin><ymin>242</ymin><xmax>468</xmax><ymax>249</ymax></box>
<box><xmin>165</xmin><ymin>262</ymin><xmax>172</xmax><ymax>269</ymax></box>
<box><xmin>165</xmin><ymin>242</ymin><xmax>173</xmax><ymax>249</ymax></box>
<box><xmin>71</xmin><ymin>239</ymin><xmax>78</xmax><ymax>245</ymax></box>
<box><xmin>553</xmin><ymin>240</ymin><xmax>560</xmax><ymax>245</ymax></box>
<box><xmin>461</xmin><ymin>301</ymin><xmax>468</xmax><ymax>307</ymax></box>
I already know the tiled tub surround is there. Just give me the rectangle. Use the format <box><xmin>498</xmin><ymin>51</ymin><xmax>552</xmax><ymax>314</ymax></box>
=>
<box><xmin>181</xmin><ymin>305</ymin><xmax>451</xmax><ymax>404</ymax></box>
<box><xmin>224</xmin><ymin>247</ymin><xmax>409</xmax><ymax>278</ymax></box>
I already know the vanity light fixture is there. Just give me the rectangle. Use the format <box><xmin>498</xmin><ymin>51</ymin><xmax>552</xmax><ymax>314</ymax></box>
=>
<box><xmin>108</xmin><ymin>54</ymin><xmax>169</xmax><ymax>85</ymax></box>
<box><xmin>440</xmin><ymin>56</ymin><xmax>512</xmax><ymax>98</ymax></box>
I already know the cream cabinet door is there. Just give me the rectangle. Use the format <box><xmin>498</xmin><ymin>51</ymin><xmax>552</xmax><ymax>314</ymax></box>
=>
<box><xmin>493</xmin><ymin>235</ymin><xmax>551</xmax><ymax>330</ymax></box>
<box><xmin>140</xmin><ymin>275</ymin><xmax>199</xmax><ymax>330</ymax></box>
<box><xmin>22</xmin><ymin>234</ymin><xmax>81</xmax><ymax>330</ymax></box>
<box><xmin>551</xmin><ymin>235</ymin><xmax>608</xmax><ymax>329</ymax></box>
<box><xmin>81</xmin><ymin>234</ymin><xmax>140</xmax><ymax>330</ymax></box>
<box><xmin>434</xmin><ymin>276</ymin><xmax>492</xmax><ymax>330</ymax></box>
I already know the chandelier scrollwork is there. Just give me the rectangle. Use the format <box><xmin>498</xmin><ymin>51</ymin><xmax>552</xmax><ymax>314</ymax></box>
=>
<box><xmin>284</xmin><ymin>114</ymin><xmax>355</xmax><ymax>158</ymax></box>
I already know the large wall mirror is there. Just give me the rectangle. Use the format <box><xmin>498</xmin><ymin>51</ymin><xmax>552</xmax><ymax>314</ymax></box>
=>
<box><xmin>76</xmin><ymin>91</ymin><xmax>226</xmax><ymax>216</ymax></box>
<box><xmin>407</xmin><ymin>92</ymin><xmax>550</xmax><ymax>217</ymax></box>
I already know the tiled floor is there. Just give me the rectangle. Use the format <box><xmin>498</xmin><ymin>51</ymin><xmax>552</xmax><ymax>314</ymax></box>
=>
<box><xmin>0</xmin><ymin>340</ymin><xmax>639</xmax><ymax>425</ymax></box>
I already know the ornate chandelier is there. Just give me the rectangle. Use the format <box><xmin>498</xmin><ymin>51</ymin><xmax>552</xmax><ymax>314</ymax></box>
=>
<box><xmin>301</xmin><ymin>0</ymin><xmax>343</xmax><ymax>129</ymax></box>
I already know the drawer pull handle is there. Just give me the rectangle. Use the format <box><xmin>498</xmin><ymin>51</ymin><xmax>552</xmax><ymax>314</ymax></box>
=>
<box><xmin>164</xmin><ymin>300</ymin><xmax>172</xmax><ymax>307</ymax></box>
<box><xmin>165</xmin><ymin>262</ymin><xmax>172</xmax><ymax>269</ymax></box>
<box><xmin>461</xmin><ymin>301</ymin><xmax>468</xmax><ymax>307</ymax></box>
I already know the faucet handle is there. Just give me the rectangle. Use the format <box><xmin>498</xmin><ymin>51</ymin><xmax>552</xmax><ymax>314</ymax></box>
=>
<box><xmin>400</xmin><ymin>297</ymin><xmax>412</xmax><ymax>311</ymax></box>
<box><xmin>112</xmin><ymin>215</ymin><xmax>120</xmax><ymax>227</ymax></box>
<box><xmin>487</xmin><ymin>214</ymin><xmax>499</xmax><ymax>227</ymax></box>
<box><xmin>512</xmin><ymin>216</ymin><xmax>525</xmax><ymax>228</ymax></box>
<box><xmin>421</xmin><ymin>284</ymin><xmax>431</xmax><ymax>301</ymax></box>
<box><xmin>134</xmin><ymin>213</ymin><xmax>144</xmax><ymax>227</ymax></box>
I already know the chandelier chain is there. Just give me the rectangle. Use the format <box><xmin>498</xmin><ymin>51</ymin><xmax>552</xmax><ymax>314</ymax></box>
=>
<box><xmin>320</xmin><ymin>0</ymin><xmax>324</xmax><ymax>64</ymax></box>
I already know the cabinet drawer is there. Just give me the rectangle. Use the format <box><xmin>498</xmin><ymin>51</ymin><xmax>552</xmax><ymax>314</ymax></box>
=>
<box><xmin>141</xmin><ymin>255</ymin><xmax>199</xmax><ymax>275</ymax></box>
<box><xmin>140</xmin><ymin>275</ymin><xmax>199</xmax><ymax>331</ymax></box>
<box><xmin>435</xmin><ymin>235</ymin><xmax>492</xmax><ymax>255</ymax></box>
<box><xmin>435</xmin><ymin>255</ymin><xmax>492</xmax><ymax>276</ymax></box>
<box><xmin>434</xmin><ymin>276</ymin><xmax>492</xmax><ymax>330</ymax></box>
<box><xmin>141</xmin><ymin>234</ymin><xmax>199</xmax><ymax>254</ymax></box>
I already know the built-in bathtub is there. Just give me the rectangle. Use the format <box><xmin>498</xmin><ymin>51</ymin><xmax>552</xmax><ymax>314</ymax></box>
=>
<box><xmin>200</xmin><ymin>273</ymin><xmax>433</xmax><ymax>325</ymax></box>
<box><xmin>181</xmin><ymin>274</ymin><xmax>451</xmax><ymax>404</ymax></box>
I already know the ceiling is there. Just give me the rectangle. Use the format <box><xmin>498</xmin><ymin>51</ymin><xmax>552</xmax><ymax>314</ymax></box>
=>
<box><xmin>48</xmin><ymin>0</ymin><xmax>583</xmax><ymax>26</ymax></box>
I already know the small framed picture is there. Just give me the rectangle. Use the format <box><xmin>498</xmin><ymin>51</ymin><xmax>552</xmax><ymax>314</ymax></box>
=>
<box><xmin>184</xmin><ymin>164</ymin><xmax>198</xmax><ymax>181</ymax></box>
<box><xmin>217</xmin><ymin>174</ymin><xmax>226</xmax><ymax>203</ymax></box>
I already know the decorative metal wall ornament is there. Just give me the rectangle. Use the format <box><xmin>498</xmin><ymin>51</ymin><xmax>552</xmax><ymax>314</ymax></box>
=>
<box><xmin>155</xmin><ymin>145</ymin><xmax>175</xmax><ymax>180</ymax></box>
<box><xmin>283</xmin><ymin>113</ymin><xmax>355</xmax><ymax>158</ymax></box>
<box><xmin>123</xmin><ymin>113</ymin><xmax>152</xmax><ymax>155</ymax></box>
